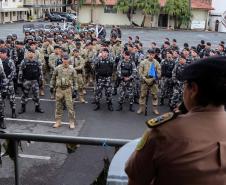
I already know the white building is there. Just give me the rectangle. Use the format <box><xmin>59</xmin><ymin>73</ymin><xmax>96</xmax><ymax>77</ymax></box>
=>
<box><xmin>0</xmin><ymin>0</ymin><xmax>29</xmax><ymax>23</ymax></box>
<box><xmin>23</xmin><ymin>0</ymin><xmax>66</xmax><ymax>20</ymax></box>
<box><xmin>78</xmin><ymin>0</ymin><xmax>213</xmax><ymax>30</ymax></box>
<box><xmin>209</xmin><ymin>0</ymin><xmax>226</xmax><ymax>32</ymax></box>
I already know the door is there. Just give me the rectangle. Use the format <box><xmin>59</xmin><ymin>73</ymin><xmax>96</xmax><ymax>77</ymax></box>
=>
<box><xmin>215</xmin><ymin>20</ymin><xmax>219</xmax><ymax>32</ymax></box>
<box><xmin>158</xmin><ymin>14</ymin><xmax>168</xmax><ymax>28</ymax></box>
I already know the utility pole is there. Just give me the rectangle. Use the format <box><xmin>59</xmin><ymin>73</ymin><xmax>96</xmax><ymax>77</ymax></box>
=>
<box><xmin>189</xmin><ymin>0</ymin><xmax>192</xmax><ymax>29</ymax></box>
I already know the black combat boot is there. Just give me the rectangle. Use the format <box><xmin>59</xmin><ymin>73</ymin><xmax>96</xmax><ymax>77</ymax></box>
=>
<box><xmin>0</xmin><ymin>117</ymin><xmax>6</xmax><ymax>129</ymax></box>
<box><xmin>18</xmin><ymin>104</ymin><xmax>26</xmax><ymax>114</ymax></box>
<box><xmin>93</xmin><ymin>102</ymin><xmax>100</xmax><ymax>111</ymax></box>
<box><xmin>129</xmin><ymin>104</ymin><xmax>135</xmax><ymax>112</ymax></box>
<box><xmin>108</xmin><ymin>102</ymin><xmax>114</xmax><ymax>111</ymax></box>
<box><xmin>12</xmin><ymin>108</ymin><xmax>16</xmax><ymax>118</ymax></box>
<box><xmin>160</xmin><ymin>98</ymin><xmax>164</xmax><ymax>106</ymax></box>
<box><xmin>116</xmin><ymin>103</ymin><xmax>123</xmax><ymax>111</ymax></box>
<box><xmin>134</xmin><ymin>96</ymin><xmax>139</xmax><ymax>104</ymax></box>
<box><xmin>35</xmin><ymin>105</ymin><xmax>44</xmax><ymax>113</ymax></box>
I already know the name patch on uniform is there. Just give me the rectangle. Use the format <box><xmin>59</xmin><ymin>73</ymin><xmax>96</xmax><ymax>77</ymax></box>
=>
<box><xmin>146</xmin><ymin>112</ymin><xmax>174</xmax><ymax>128</ymax></box>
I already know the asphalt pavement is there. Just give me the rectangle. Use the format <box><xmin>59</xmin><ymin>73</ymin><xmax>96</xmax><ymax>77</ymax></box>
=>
<box><xmin>0</xmin><ymin>22</ymin><xmax>225</xmax><ymax>185</ymax></box>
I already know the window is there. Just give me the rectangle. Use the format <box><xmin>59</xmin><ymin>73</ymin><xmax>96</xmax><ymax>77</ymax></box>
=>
<box><xmin>13</xmin><ymin>12</ymin><xmax>16</xmax><ymax>16</ymax></box>
<box><xmin>5</xmin><ymin>12</ymin><xmax>8</xmax><ymax>17</ymax></box>
<box><xmin>104</xmin><ymin>5</ymin><xmax>117</xmax><ymax>14</ymax></box>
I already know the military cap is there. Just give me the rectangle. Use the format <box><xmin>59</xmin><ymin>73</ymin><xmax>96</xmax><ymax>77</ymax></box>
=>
<box><xmin>128</xmin><ymin>36</ymin><xmax>132</xmax><ymax>40</ymax></box>
<box><xmin>0</xmin><ymin>39</ymin><xmax>5</xmax><ymax>44</ymax></box>
<box><xmin>164</xmin><ymin>41</ymin><xmax>170</xmax><ymax>45</ymax></box>
<box><xmin>15</xmin><ymin>41</ymin><xmax>24</xmax><ymax>45</ymax></box>
<box><xmin>29</xmin><ymin>41</ymin><xmax>37</xmax><ymax>45</ymax></box>
<box><xmin>73</xmin><ymin>48</ymin><xmax>79</xmax><ymax>52</ymax></box>
<box><xmin>124</xmin><ymin>51</ymin><xmax>130</xmax><ymax>56</ymax></box>
<box><xmin>147</xmin><ymin>49</ymin><xmax>155</xmax><ymax>54</ymax></box>
<box><xmin>101</xmin><ymin>48</ymin><xmax>109</xmax><ymax>53</ymax></box>
<box><xmin>206</xmin><ymin>42</ymin><xmax>211</xmax><ymax>46</ymax></box>
<box><xmin>85</xmin><ymin>40</ymin><xmax>92</xmax><ymax>46</ymax></box>
<box><xmin>54</xmin><ymin>45</ymin><xmax>62</xmax><ymax>50</ymax></box>
<box><xmin>0</xmin><ymin>48</ymin><xmax>7</xmax><ymax>53</ymax></box>
<box><xmin>27</xmin><ymin>48</ymin><xmax>35</xmax><ymax>53</ymax></box>
<box><xmin>181</xmin><ymin>56</ymin><xmax>226</xmax><ymax>82</ymax></box>
<box><xmin>116</xmin><ymin>38</ymin><xmax>122</xmax><ymax>42</ymax></box>
<box><xmin>62</xmin><ymin>54</ymin><xmax>69</xmax><ymax>60</ymax></box>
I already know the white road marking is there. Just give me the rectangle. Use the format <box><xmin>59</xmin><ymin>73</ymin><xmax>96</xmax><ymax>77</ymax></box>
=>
<box><xmin>19</xmin><ymin>154</ymin><xmax>51</xmax><ymax>160</ymax></box>
<box><xmin>5</xmin><ymin>118</ymin><xmax>70</xmax><ymax>125</ymax></box>
<box><xmin>1</xmin><ymin>153</ymin><xmax>51</xmax><ymax>160</ymax></box>
<box><xmin>15</xmin><ymin>97</ymin><xmax>80</xmax><ymax>103</ymax></box>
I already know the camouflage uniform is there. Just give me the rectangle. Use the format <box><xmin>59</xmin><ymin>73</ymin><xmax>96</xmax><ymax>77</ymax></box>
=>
<box><xmin>18</xmin><ymin>58</ymin><xmax>44</xmax><ymax>113</ymax></box>
<box><xmin>159</xmin><ymin>59</ymin><xmax>175</xmax><ymax>105</ymax></box>
<box><xmin>117</xmin><ymin>59</ymin><xmax>137</xmax><ymax>110</ymax></box>
<box><xmin>94</xmin><ymin>56</ymin><xmax>114</xmax><ymax>111</ymax></box>
<box><xmin>169</xmin><ymin>61</ymin><xmax>188</xmax><ymax>109</ymax></box>
<box><xmin>50</xmin><ymin>64</ymin><xmax>77</xmax><ymax>128</ymax></box>
<box><xmin>70</xmin><ymin>55</ymin><xmax>86</xmax><ymax>103</ymax></box>
<box><xmin>137</xmin><ymin>58</ymin><xmax>161</xmax><ymax>115</ymax></box>
<box><xmin>83</xmin><ymin>48</ymin><xmax>96</xmax><ymax>86</ymax></box>
<box><xmin>0</xmin><ymin>65</ymin><xmax>7</xmax><ymax>128</ymax></box>
<box><xmin>1</xmin><ymin>58</ymin><xmax>16</xmax><ymax>115</ymax></box>
<box><xmin>49</xmin><ymin>53</ymin><xmax>62</xmax><ymax>77</ymax></box>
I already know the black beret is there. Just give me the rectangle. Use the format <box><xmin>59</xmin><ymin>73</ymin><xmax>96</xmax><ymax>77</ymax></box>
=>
<box><xmin>54</xmin><ymin>45</ymin><xmax>62</xmax><ymax>49</ymax></box>
<box><xmin>147</xmin><ymin>49</ymin><xmax>155</xmax><ymax>54</ymax></box>
<box><xmin>181</xmin><ymin>56</ymin><xmax>226</xmax><ymax>82</ymax></box>
<box><xmin>102</xmin><ymin>48</ymin><xmax>109</xmax><ymax>53</ymax></box>
<box><xmin>0</xmin><ymin>48</ymin><xmax>8</xmax><ymax>53</ymax></box>
<box><xmin>27</xmin><ymin>48</ymin><xmax>35</xmax><ymax>53</ymax></box>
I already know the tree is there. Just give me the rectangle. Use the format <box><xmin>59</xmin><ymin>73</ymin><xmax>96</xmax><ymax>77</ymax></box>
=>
<box><xmin>136</xmin><ymin>0</ymin><xmax>160</xmax><ymax>27</ymax></box>
<box><xmin>164</xmin><ymin>0</ymin><xmax>191</xmax><ymax>29</ymax></box>
<box><xmin>116</xmin><ymin>0</ymin><xmax>138</xmax><ymax>25</ymax></box>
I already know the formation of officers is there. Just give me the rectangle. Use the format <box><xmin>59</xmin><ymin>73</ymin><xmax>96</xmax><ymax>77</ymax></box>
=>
<box><xmin>0</xmin><ymin>24</ymin><xmax>225</xmax><ymax>130</ymax></box>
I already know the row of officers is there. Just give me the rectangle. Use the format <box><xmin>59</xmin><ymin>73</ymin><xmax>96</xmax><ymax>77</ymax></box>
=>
<box><xmin>1</xmin><ymin>37</ymin><xmax>220</xmax><ymax>130</ymax></box>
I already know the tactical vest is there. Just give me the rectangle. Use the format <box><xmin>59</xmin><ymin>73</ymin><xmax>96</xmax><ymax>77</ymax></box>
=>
<box><xmin>96</xmin><ymin>59</ymin><xmax>113</xmax><ymax>77</ymax></box>
<box><xmin>23</xmin><ymin>60</ymin><xmax>40</xmax><ymax>80</ymax></box>
<box><xmin>56</xmin><ymin>67</ymin><xmax>73</xmax><ymax>88</ymax></box>
<box><xmin>161</xmin><ymin>60</ymin><xmax>175</xmax><ymax>78</ymax></box>
<box><xmin>2</xmin><ymin>59</ymin><xmax>11</xmax><ymax>78</ymax></box>
<box><xmin>121</xmin><ymin>61</ymin><xmax>132</xmax><ymax>77</ymax></box>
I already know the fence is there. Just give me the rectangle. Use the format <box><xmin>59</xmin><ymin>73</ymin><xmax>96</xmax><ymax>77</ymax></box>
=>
<box><xmin>0</xmin><ymin>132</ymin><xmax>131</xmax><ymax>185</ymax></box>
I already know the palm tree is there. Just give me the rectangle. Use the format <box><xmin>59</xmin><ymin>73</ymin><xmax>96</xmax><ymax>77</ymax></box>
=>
<box><xmin>116</xmin><ymin>0</ymin><xmax>137</xmax><ymax>25</ymax></box>
<box><xmin>136</xmin><ymin>0</ymin><xmax>160</xmax><ymax>27</ymax></box>
<box><xmin>164</xmin><ymin>0</ymin><xmax>191</xmax><ymax>29</ymax></box>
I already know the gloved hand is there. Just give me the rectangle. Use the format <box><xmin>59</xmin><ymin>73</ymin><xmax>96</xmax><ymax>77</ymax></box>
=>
<box><xmin>72</xmin><ymin>89</ymin><xmax>77</xmax><ymax>99</ymax></box>
<box><xmin>50</xmin><ymin>87</ymin><xmax>54</xmax><ymax>94</ymax></box>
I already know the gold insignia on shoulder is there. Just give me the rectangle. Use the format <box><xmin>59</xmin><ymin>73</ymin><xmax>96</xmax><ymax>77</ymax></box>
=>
<box><xmin>146</xmin><ymin>112</ymin><xmax>175</xmax><ymax>128</ymax></box>
<box><xmin>136</xmin><ymin>130</ymin><xmax>150</xmax><ymax>151</ymax></box>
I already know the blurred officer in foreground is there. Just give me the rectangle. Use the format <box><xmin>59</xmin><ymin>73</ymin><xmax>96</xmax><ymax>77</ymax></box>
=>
<box><xmin>0</xmin><ymin>48</ymin><xmax>16</xmax><ymax>118</ymax></box>
<box><xmin>50</xmin><ymin>54</ymin><xmax>77</xmax><ymax>129</ymax></box>
<box><xmin>125</xmin><ymin>56</ymin><xmax>226</xmax><ymax>185</ymax></box>
<box><xmin>0</xmin><ymin>65</ymin><xmax>7</xmax><ymax>129</ymax></box>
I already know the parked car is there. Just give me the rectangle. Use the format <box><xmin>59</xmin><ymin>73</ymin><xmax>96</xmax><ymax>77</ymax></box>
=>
<box><xmin>44</xmin><ymin>13</ymin><xmax>66</xmax><ymax>22</ymax></box>
<box><xmin>52</xmin><ymin>12</ymin><xmax>77</xmax><ymax>22</ymax></box>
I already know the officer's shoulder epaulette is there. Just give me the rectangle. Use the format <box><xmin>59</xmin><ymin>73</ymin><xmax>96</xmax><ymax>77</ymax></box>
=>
<box><xmin>146</xmin><ymin>112</ymin><xmax>175</xmax><ymax>128</ymax></box>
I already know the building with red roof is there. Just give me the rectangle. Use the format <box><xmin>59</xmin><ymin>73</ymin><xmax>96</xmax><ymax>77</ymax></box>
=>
<box><xmin>77</xmin><ymin>0</ymin><xmax>213</xmax><ymax>30</ymax></box>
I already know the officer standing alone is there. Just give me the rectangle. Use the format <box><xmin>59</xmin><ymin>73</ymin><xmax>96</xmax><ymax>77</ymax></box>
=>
<box><xmin>50</xmin><ymin>54</ymin><xmax>77</xmax><ymax>129</ymax></box>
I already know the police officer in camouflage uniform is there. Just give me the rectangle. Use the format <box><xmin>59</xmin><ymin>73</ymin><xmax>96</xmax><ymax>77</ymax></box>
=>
<box><xmin>94</xmin><ymin>48</ymin><xmax>114</xmax><ymax>111</ymax></box>
<box><xmin>159</xmin><ymin>50</ymin><xmax>175</xmax><ymax>106</ymax></box>
<box><xmin>0</xmin><ymin>64</ymin><xmax>7</xmax><ymax>129</ymax></box>
<box><xmin>18</xmin><ymin>49</ymin><xmax>44</xmax><ymax>114</ymax></box>
<box><xmin>116</xmin><ymin>51</ymin><xmax>137</xmax><ymax>112</ymax></box>
<box><xmin>169</xmin><ymin>56</ymin><xmax>188</xmax><ymax>110</ymax></box>
<box><xmin>137</xmin><ymin>49</ymin><xmax>161</xmax><ymax>115</ymax></box>
<box><xmin>70</xmin><ymin>48</ymin><xmax>87</xmax><ymax>103</ymax></box>
<box><xmin>50</xmin><ymin>54</ymin><xmax>78</xmax><ymax>129</ymax></box>
<box><xmin>0</xmin><ymin>48</ymin><xmax>16</xmax><ymax>118</ymax></box>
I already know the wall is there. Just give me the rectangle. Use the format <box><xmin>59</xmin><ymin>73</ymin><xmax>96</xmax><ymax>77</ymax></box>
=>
<box><xmin>2</xmin><ymin>0</ymin><xmax>24</xmax><ymax>8</ymax></box>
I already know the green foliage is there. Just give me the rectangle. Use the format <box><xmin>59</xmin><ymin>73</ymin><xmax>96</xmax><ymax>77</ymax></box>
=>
<box><xmin>163</xmin><ymin>0</ymin><xmax>192</xmax><ymax>28</ymax></box>
<box><xmin>137</xmin><ymin>0</ymin><xmax>160</xmax><ymax>16</ymax></box>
